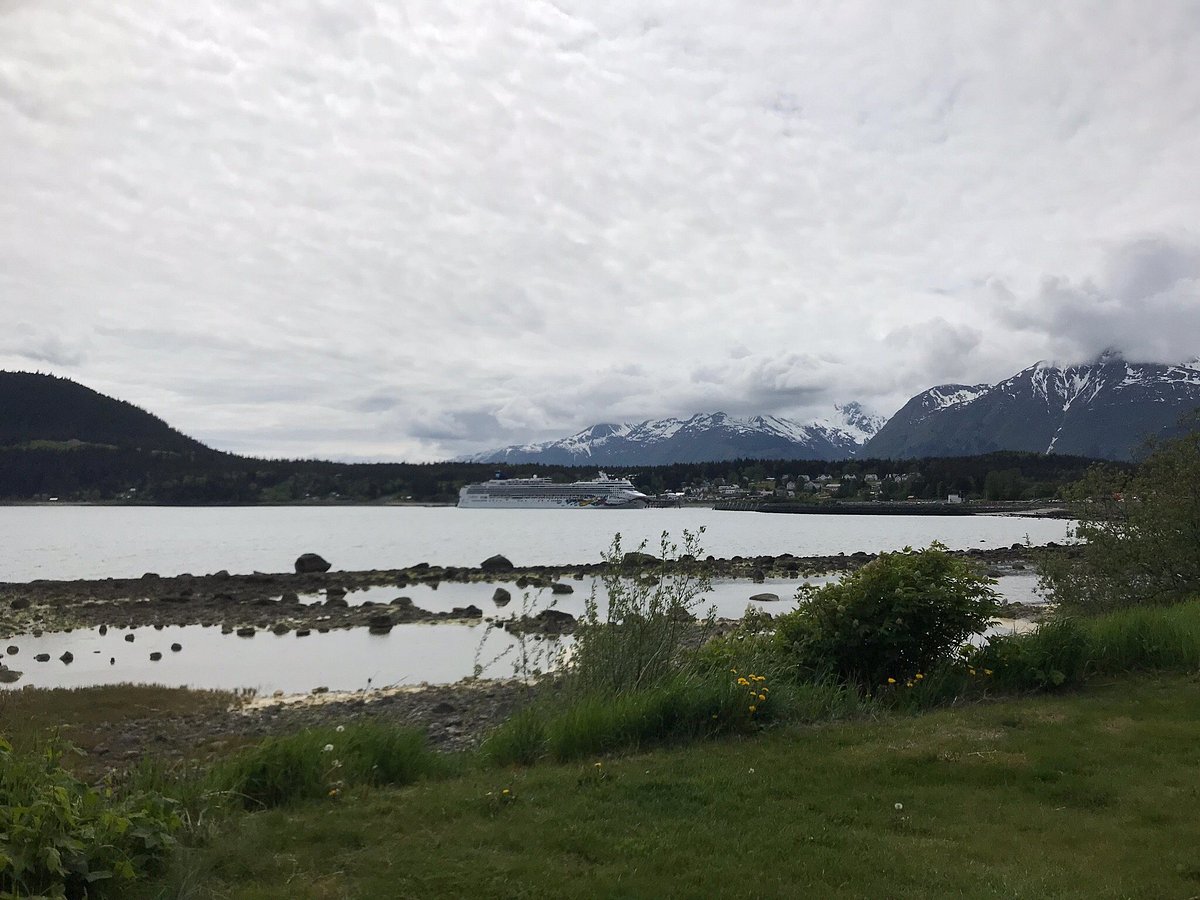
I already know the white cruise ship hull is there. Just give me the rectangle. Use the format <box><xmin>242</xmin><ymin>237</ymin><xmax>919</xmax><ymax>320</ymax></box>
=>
<box><xmin>457</xmin><ymin>472</ymin><xmax>649</xmax><ymax>509</ymax></box>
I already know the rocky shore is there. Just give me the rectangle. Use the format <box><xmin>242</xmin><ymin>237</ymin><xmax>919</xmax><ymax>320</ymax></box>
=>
<box><xmin>0</xmin><ymin>544</ymin><xmax>1062</xmax><ymax>640</ymax></box>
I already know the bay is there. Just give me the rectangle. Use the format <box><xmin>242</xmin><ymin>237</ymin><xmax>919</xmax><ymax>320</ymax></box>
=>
<box><xmin>0</xmin><ymin>506</ymin><xmax>1071</xmax><ymax>582</ymax></box>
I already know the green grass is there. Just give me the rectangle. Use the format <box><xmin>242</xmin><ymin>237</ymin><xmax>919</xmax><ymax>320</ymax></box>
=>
<box><xmin>136</xmin><ymin>674</ymin><xmax>1200</xmax><ymax>899</ymax></box>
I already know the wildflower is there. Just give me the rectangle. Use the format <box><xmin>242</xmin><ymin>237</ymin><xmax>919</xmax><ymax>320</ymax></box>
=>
<box><xmin>915</xmin><ymin>673</ymin><xmax>924</xmax><ymax>681</ymax></box>
<box><xmin>906</xmin><ymin>681</ymin><xmax>914</xmax><ymax>688</ymax></box>
<box><xmin>594</xmin><ymin>762</ymin><xmax>602</xmax><ymax>768</ymax></box>
<box><xmin>748</xmin><ymin>768</ymin><xmax>755</xmax><ymax>774</ymax></box>
<box><xmin>737</xmin><ymin>677</ymin><xmax>749</xmax><ymax>686</ymax></box>
<box><xmin>757</xmin><ymin>694</ymin><xmax>766</xmax><ymax>701</ymax></box>
<box><xmin>501</xmin><ymin>788</ymin><xmax>511</xmax><ymax>796</ymax></box>
<box><xmin>749</xmin><ymin>705</ymin><xmax>757</xmax><ymax>713</ymax></box>
<box><xmin>323</xmin><ymin>743</ymin><xmax>334</xmax><ymax>752</ymax></box>
<box><xmin>984</xmin><ymin>669</ymin><xmax>994</xmax><ymax>676</ymax></box>
<box><xmin>887</xmin><ymin>677</ymin><xmax>896</xmax><ymax>685</ymax></box>
<box><xmin>968</xmin><ymin>668</ymin><xmax>977</xmax><ymax>676</ymax></box>
<box><xmin>336</xmin><ymin>725</ymin><xmax>345</xmax><ymax>733</ymax></box>
<box><xmin>894</xmin><ymin>802</ymin><xmax>903</xmax><ymax>811</ymax></box>
<box><xmin>329</xmin><ymin>788</ymin><xmax>339</xmax><ymax>798</ymax></box>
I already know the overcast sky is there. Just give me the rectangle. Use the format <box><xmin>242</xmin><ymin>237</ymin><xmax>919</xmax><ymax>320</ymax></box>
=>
<box><xmin>3</xmin><ymin>1</ymin><xmax>1199</xmax><ymax>461</ymax></box>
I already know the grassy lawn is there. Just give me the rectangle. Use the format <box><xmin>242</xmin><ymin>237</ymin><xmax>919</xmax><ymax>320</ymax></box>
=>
<box><xmin>147</xmin><ymin>674</ymin><xmax>1200</xmax><ymax>899</ymax></box>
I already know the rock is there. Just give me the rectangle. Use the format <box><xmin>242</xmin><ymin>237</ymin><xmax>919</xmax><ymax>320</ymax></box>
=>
<box><xmin>59</xmin><ymin>651</ymin><xmax>74</xmax><ymax>664</ymax></box>
<box><xmin>236</xmin><ymin>627</ymin><xmax>256</xmax><ymax>637</ymax></box>
<box><xmin>34</xmin><ymin>653</ymin><xmax>50</xmax><ymax>662</ymax></box>
<box><xmin>550</xmin><ymin>583</ymin><xmax>574</xmax><ymax>595</ymax></box>
<box><xmin>367</xmin><ymin>612</ymin><xmax>393</xmax><ymax>628</ymax></box>
<box><xmin>749</xmin><ymin>593</ymin><xmax>782</xmax><ymax>603</ymax></box>
<box><xmin>533</xmin><ymin>609</ymin><xmax>576</xmax><ymax>631</ymax></box>
<box><xmin>312</xmin><ymin>686</ymin><xmax>329</xmax><ymax>694</ymax></box>
<box><xmin>515</xmin><ymin>576</ymin><xmax>530</xmax><ymax>589</ymax></box>
<box><xmin>10</xmin><ymin>597</ymin><xmax>30</xmax><ymax>610</ymax></box>
<box><xmin>124</xmin><ymin>633</ymin><xmax>135</xmax><ymax>642</ymax></box>
<box><xmin>98</xmin><ymin>625</ymin><xmax>107</xmax><ymax>635</ymax></box>
<box><xmin>368</xmin><ymin>622</ymin><xmax>393</xmax><ymax>635</ymax></box>
<box><xmin>391</xmin><ymin>596</ymin><xmax>414</xmax><ymax>608</ymax></box>
<box><xmin>212</xmin><ymin>569</ymin><xmax>231</xmax><ymax>579</ymax></box>
<box><xmin>0</xmin><ymin>668</ymin><xmax>20</xmax><ymax>683</ymax></box>
<box><xmin>272</xmin><ymin>623</ymin><xmax>290</xmax><ymax>635</ymax></box>
<box><xmin>295</xmin><ymin>553</ymin><xmax>332</xmax><ymax>574</ymax></box>
<box><xmin>141</xmin><ymin>572</ymin><xmax>161</xmax><ymax>580</ymax></box>
<box><xmin>110</xmin><ymin>657</ymin><xmax>115</xmax><ymax>665</ymax></box>
<box><xmin>326</xmin><ymin>586</ymin><xmax>347</xmax><ymax>600</ymax></box>
<box><xmin>450</xmin><ymin>605</ymin><xmax>484</xmax><ymax>619</ymax></box>
<box><xmin>280</xmin><ymin>592</ymin><xmax>300</xmax><ymax>604</ymax></box>
<box><xmin>170</xmin><ymin>643</ymin><xmax>182</xmax><ymax>652</ymax></box>
<box><xmin>621</xmin><ymin>551</ymin><xmax>660</xmax><ymax>571</ymax></box>
<box><xmin>5</xmin><ymin>645</ymin><xmax>16</xmax><ymax>655</ymax></box>
<box><xmin>492</xmin><ymin>588</ymin><xmax>512</xmax><ymax>606</ymax></box>
<box><xmin>480</xmin><ymin>554</ymin><xmax>514</xmax><ymax>573</ymax></box>
<box><xmin>295</xmin><ymin>629</ymin><xmax>311</xmax><ymax>637</ymax></box>
<box><xmin>149</xmin><ymin>652</ymin><xmax>163</xmax><ymax>661</ymax></box>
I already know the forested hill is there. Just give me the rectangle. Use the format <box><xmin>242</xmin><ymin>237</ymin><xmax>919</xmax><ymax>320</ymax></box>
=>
<box><xmin>0</xmin><ymin>372</ymin><xmax>213</xmax><ymax>455</ymax></box>
<box><xmin>0</xmin><ymin>371</ymin><xmax>1120</xmax><ymax>504</ymax></box>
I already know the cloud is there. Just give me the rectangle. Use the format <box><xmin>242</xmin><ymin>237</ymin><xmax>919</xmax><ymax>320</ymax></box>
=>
<box><xmin>1</xmin><ymin>2</ymin><xmax>1199</xmax><ymax>459</ymax></box>
<box><xmin>992</xmin><ymin>236</ymin><xmax>1200</xmax><ymax>365</ymax></box>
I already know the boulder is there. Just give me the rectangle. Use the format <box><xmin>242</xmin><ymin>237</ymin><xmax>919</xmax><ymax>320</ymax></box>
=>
<box><xmin>272</xmin><ymin>624</ymin><xmax>290</xmax><ymax>635</ymax></box>
<box><xmin>749</xmin><ymin>593</ymin><xmax>782</xmax><ymax>603</ymax></box>
<box><xmin>449</xmin><ymin>605</ymin><xmax>483</xmax><ymax>619</ymax></box>
<box><xmin>492</xmin><ymin>588</ymin><xmax>512</xmax><ymax>606</ymax></box>
<box><xmin>170</xmin><ymin>643</ymin><xmax>182</xmax><ymax>652</ymax></box>
<box><xmin>0</xmin><ymin>667</ymin><xmax>21</xmax><ymax>683</ymax></box>
<box><xmin>98</xmin><ymin>625</ymin><xmax>108</xmax><ymax>635</ymax></box>
<box><xmin>620</xmin><ymin>551</ymin><xmax>660</xmax><ymax>571</ymax></box>
<box><xmin>59</xmin><ymin>651</ymin><xmax>74</xmax><ymax>664</ymax></box>
<box><xmin>295</xmin><ymin>629</ymin><xmax>311</xmax><ymax>638</ymax></box>
<box><xmin>236</xmin><ymin>627</ymin><xmax>256</xmax><ymax>638</ymax></box>
<box><xmin>124</xmin><ymin>633</ymin><xmax>135</xmax><ymax>643</ymax></box>
<box><xmin>280</xmin><ymin>592</ymin><xmax>300</xmax><ymax>604</ymax></box>
<box><xmin>550</xmin><ymin>583</ymin><xmax>574</xmax><ymax>595</ymax></box>
<box><xmin>5</xmin><ymin>645</ymin><xmax>17</xmax><ymax>655</ymax></box>
<box><xmin>391</xmin><ymin>596</ymin><xmax>414</xmax><ymax>608</ymax></box>
<box><xmin>10</xmin><ymin>597</ymin><xmax>30</xmax><ymax>610</ymax></box>
<box><xmin>533</xmin><ymin>609</ymin><xmax>576</xmax><ymax>631</ymax></box>
<box><xmin>294</xmin><ymin>553</ymin><xmax>332</xmax><ymax>574</ymax></box>
<box><xmin>480</xmin><ymin>554</ymin><xmax>514</xmax><ymax>573</ymax></box>
<box><xmin>367</xmin><ymin>612</ymin><xmax>393</xmax><ymax>628</ymax></box>
<box><xmin>34</xmin><ymin>653</ymin><xmax>50</xmax><ymax>662</ymax></box>
<box><xmin>149</xmin><ymin>652</ymin><xmax>163</xmax><ymax>661</ymax></box>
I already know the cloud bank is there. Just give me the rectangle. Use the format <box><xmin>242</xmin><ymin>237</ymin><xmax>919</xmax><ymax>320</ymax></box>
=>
<box><xmin>1</xmin><ymin>1</ymin><xmax>1198</xmax><ymax>459</ymax></box>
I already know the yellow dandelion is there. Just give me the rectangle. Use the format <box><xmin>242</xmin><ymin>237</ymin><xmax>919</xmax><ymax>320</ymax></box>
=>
<box><xmin>594</xmin><ymin>762</ymin><xmax>602</xmax><ymax>768</ymax></box>
<box><xmin>915</xmin><ymin>673</ymin><xmax>924</xmax><ymax>680</ymax></box>
<box><xmin>969</xmin><ymin>668</ymin><xmax>977</xmax><ymax>676</ymax></box>
<box><xmin>757</xmin><ymin>693</ymin><xmax>766</xmax><ymax>701</ymax></box>
<box><xmin>502</xmin><ymin>788</ymin><xmax>510</xmax><ymax>795</ymax></box>
<box><xmin>748</xmin><ymin>705</ymin><xmax>757</xmax><ymax>713</ymax></box>
<box><xmin>906</xmin><ymin>681</ymin><xmax>914</xmax><ymax>688</ymax></box>
<box><xmin>984</xmin><ymin>668</ymin><xmax>994</xmax><ymax>676</ymax></box>
<box><xmin>737</xmin><ymin>677</ymin><xmax>749</xmax><ymax>686</ymax></box>
<box><xmin>887</xmin><ymin>677</ymin><xmax>896</xmax><ymax>684</ymax></box>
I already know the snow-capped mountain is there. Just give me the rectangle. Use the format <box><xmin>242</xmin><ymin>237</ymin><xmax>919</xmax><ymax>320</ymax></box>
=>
<box><xmin>864</xmin><ymin>358</ymin><xmax>1200</xmax><ymax>461</ymax></box>
<box><xmin>463</xmin><ymin>404</ymin><xmax>886</xmax><ymax>465</ymax></box>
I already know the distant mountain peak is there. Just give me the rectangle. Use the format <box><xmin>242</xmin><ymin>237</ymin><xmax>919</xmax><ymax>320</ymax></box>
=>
<box><xmin>865</xmin><ymin>358</ymin><xmax>1200</xmax><ymax>461</ymax></box>
<box><xmin>461</xmin><ymin>405</ymin><xmax>883</xmax><ymax>465</ymax></box>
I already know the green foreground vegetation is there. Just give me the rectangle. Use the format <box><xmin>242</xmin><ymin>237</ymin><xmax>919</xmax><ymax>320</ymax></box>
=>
<box><xmin>4</xmin><ymin>431</ymin><xmax>1199</xmax><ymax>898</ymax></box>
<box><xmin>139</xmin><ymin>674</ymin><xmax>1200</xmax><ymax>900</ymax></box>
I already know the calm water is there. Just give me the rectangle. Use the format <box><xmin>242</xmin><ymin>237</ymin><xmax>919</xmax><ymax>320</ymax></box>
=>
<box><xmin>0</xmin><ymin>573</ymin><xmax>1045</xmax><ymax>694</ymax></box>
<box><xmin>0</xmin><ymin>505</ymin><xmax>1060</xmax><ymax>694</ymax></box>
<box><xmin>0</xmin><ymin>506</ymin><xmax>1071</xmax><ymax>582</ymax></box>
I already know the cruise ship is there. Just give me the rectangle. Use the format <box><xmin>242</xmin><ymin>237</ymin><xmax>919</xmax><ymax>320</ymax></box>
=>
<box><xmin>457</xmin><ymin>473</ymin><xmax>649</xmax><ymax>509</ymax></box>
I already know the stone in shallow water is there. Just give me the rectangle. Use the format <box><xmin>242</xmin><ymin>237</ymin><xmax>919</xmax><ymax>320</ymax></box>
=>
<box><xmin>150</xmin><ymin>652</ymin><xmax>162</xmax><ymax>661</ymax></box>
<box><xmin>749</xmin><ymin>592</ymin><xmax>782</xmax><ymax>602</ymax></box>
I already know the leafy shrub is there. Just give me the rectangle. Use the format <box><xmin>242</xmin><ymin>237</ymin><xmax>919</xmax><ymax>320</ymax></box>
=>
<box><xmin>1039</xmin><ymin>429</ymin><xmax>1200</xmax><ymax>611</ymax></box>
<box><xmin>0</xmin><ymin>735</ymin><xmax>179</xmax><ymax>898</ymax></box>
<box><xmin>775</xmin><ymin>543</ymin><xmax>998</xmax><ymax>688</ymax></box>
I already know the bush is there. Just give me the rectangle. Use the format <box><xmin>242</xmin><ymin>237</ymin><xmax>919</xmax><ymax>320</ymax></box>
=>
<box><xmin>971</xmin><ymin>617</ymin><xmax>1092</xmax><ymax>691</ymax></box>
<box><xmin>569</xmin><ymin>530</ymin><xmax>713</xmax><ymax>695</ymax></box>
<box><xmin>775</xmin><ymin>543</ymin><xmax>998</xmax><ymax>688</ymax></box>
<box><xmin>213</xmin><ymin>723</ymin><xmax>446</xmax><ymax>809</ymax></box>
<box><xmin>1039</xmin><ymin>428</ymin><xmax>1200</xmax><ymax>611</ymax></box>
<box><xmin>0</xmin><ymin>735</ymin><xmax>179</xmax><ymax>898</ymax></box>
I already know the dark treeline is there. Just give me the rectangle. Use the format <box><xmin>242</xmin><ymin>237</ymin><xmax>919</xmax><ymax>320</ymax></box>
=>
<box><xmin>0</xmin><ymin>444</ymin><xmax>1120</xmax><ymax>504</ymax></box>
